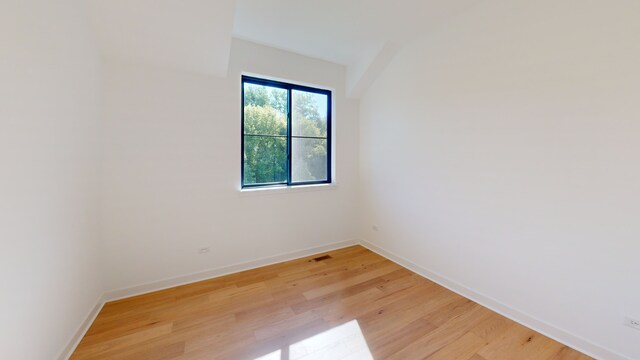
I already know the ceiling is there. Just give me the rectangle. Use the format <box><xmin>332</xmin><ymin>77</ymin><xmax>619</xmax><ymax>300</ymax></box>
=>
<box><xmin>233</xmin><ymin>0</ymin><xmax>476</xmax><ymax>67</ymax></box>
<box><xmin>233</xmin><ymin>0</ymin><xmax>478</xmax><ymax>95</ymax></box>
<box><xmin>88</xmin><ymin>0</ymin><xmax>477</xmax><ymax>96</ymax></box>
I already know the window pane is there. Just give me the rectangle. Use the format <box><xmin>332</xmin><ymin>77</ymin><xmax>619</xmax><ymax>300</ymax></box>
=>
<box><xmin>244</xmin><ymin>83</ymin><xmax>288</xmax><ymax>136</ymax></box>
<box><xmin>244</xmin><ymin>135</ymin><xmax>287</xmax><ymax>185</ymax></box>
<box><xmin>292</xmin><ymin>90</ymin><xmax>328</xmax><ymax>138</ymax></box>
<box><xmin>291</xmin><ymin>138</ymin><xmax>327</xmax><ymax>183</ymax></box>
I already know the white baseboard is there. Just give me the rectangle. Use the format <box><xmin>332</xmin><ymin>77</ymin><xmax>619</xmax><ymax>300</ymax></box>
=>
<box><xmin>104</xmin><ymin>239</ymin><xmax>358</xmax><ymax>302</ymax></box>
<box><xmin>59</xmin><ymin>239</ymin><xmax>358</xmax><ymax>359</ymax></box>
<box><xmin>57</xmin><ymin>294</ymin><xmax>106</xmax><ymax>360</ymax></box>
<box><xmin>60</xmin><ymin>238</ymin><xmax>625</xmax><ymax>360</ymax></box>
<box><xmin>359</xmin><ymin>239</ymin><xmax>629</xmax><ymax>360</ymax></box>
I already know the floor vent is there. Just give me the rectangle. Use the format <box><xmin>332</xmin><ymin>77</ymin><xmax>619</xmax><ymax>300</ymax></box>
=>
<box><xmin>312</xmin><ymin>255</ymin><xmax>332</xmax><ymax>262</ymax></box>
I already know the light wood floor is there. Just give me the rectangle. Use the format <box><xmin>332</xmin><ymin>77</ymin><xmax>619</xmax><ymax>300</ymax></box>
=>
<box><xmin>72</xmin><ymin>246</ymin><xmax>591</xmax><ymax>359</ymax></box>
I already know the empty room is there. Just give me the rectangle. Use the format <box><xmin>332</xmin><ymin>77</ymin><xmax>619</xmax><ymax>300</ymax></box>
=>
<box><xmin>2</xmin><ymin>0</ymin><xmax>639</xmax><ymax>359</ymax></box>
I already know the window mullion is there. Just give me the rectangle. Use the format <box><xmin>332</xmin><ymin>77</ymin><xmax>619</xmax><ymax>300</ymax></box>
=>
<box><xmin>287</xmin><ymin>87</ymin><xmax>292</xmax><ymax>186</ymax></box>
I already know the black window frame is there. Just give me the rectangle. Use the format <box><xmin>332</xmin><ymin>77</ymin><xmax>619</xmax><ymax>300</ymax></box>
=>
<box><xmin>241</xmin><ymin>75</ymin><xmax>332</xmax><ymax>189</ymax></box>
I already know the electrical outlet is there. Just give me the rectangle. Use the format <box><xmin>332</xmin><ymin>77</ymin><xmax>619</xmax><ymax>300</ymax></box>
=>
<box><xmin>624</xmin><ymin>317</ymin><xmax>640</xmax><ymax>330</ymax></box>
<box><xmin>198</xmin><ymin>247</ymin><xmax>210</xmax><ymax>254</ymax></box>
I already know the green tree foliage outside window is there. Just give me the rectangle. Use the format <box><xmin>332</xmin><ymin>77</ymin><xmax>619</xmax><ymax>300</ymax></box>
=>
<box><xmin>243</xmin><ymin>80</ymin><xmax>329</xmax><ymax>186</ymax></box>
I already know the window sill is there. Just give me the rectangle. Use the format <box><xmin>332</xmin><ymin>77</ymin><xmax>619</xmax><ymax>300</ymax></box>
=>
<box><xmin>238</xmin><ymin>183</ymin><xmax>338</xmax><ymax>197</ymax></box>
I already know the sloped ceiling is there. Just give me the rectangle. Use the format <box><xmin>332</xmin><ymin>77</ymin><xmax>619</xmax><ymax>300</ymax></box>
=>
<box><xmin>88</xmin><ymin>0</ymin><xmax>477</xmax><ymax>96</ymax></box>
<box><xmin>88</xmin><ymin>0</ymin><xmax>236</xmax><ymax>77</ymax></box>
<box><xmin>233</xmin><ymin>0</ymin><xmax>478</xmax><ymax>96</ymax></box>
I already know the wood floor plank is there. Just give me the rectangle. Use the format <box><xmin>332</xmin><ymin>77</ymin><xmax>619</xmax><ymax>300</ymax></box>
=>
<box><xmin>71</xmin><ymin>245</ymin><xmax>591</xmax><ymax>360</ymax></box>
<box><xmin>388</xmin><ymin>305</ymin><xmax>494</xmax><ymax>360</ymax></box>
<box><xmin>72</xmin><ymin>323</ymin><xmax>173</xmax><ymax>359</ymax></box>
<box><xmin>552</xmin><ymin>347</ymin><xmax>595</xmax><ymax>360</ymax></box>
<box><xmin>368</xmin><ymin>318</ymin><xmax>437</xmax><ymax>359</ymax></box>
<box><xmin>477</xmin><ymin>323</ymin><xmax>565</xmax><ymax>360</ymax></box>
<box><xmin>428</xmin><ymin>331</ymin><xmax>487</xmax><ymax>360</ymax></box>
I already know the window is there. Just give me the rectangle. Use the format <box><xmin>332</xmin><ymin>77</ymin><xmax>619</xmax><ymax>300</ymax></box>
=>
<box><xmin>242</xmin><ymin>75</ymin><xmax>332</xmax><ymax>188</ymax></box>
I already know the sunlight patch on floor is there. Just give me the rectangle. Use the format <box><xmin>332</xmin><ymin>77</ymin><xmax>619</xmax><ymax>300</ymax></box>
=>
<box><xmin>255</xmin><ymin>349</ymin><xmax>282</xmax><ymax>360</ymax></box>
<box><xmin>255</xmin><ymin>320</ymin><xmax>373</xmax><ymax>360</ymax></box>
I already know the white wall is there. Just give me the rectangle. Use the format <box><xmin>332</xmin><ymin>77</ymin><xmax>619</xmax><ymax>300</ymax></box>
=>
<box><xmin>358</xmin><ymin>0</ymin><xmax>640</xmax><ymax>358</ymax></box>
<box><xmin>0</xmin><ymin>1</ymin><xmax>103</xmax><ymax>359</ymax></box>
<box><xmin>100</xmin><ymin>39</ymin><xmax>360</xmax><ymax>292</ymax></box>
